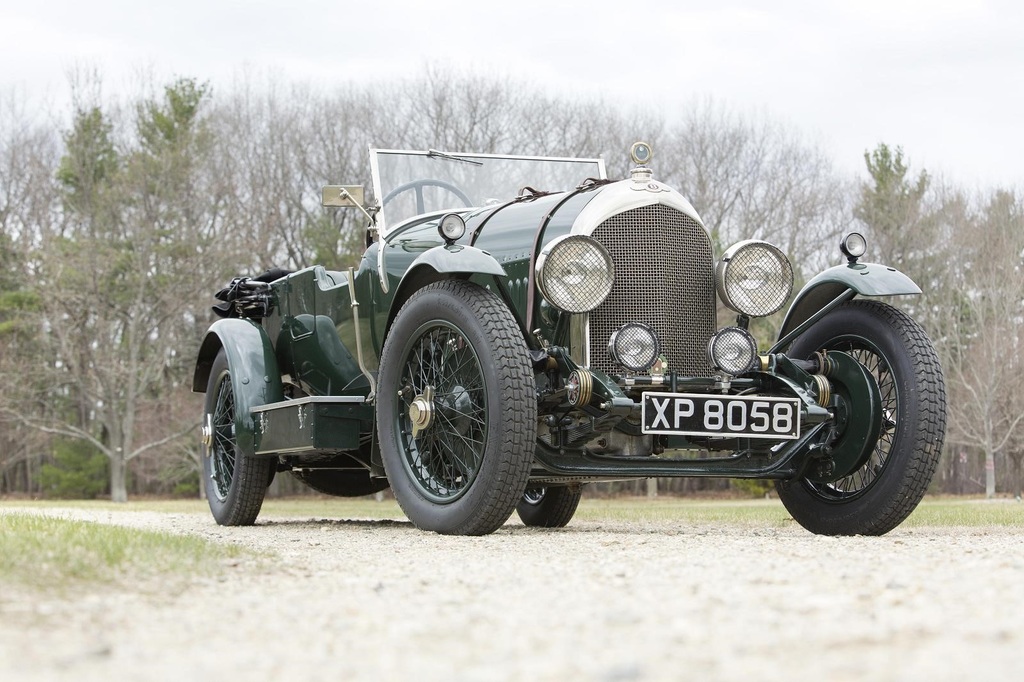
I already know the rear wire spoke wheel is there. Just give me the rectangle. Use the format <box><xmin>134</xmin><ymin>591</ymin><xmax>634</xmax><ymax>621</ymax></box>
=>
<box><xmin>202</xmin><ymin>349</ymin><xmax>272</xmax><ymax>525</ymax></box>
<box><xmin>776</xmin><ymin>300</ymin><xmax>946</xmax><ymax>535</ymax></box>
<box><xmin>516</xmin><ymin>485</ymin><xmax>583</xmax><ymax>528</ymax></box>
<box><xmin>378</xmin><ymin>280</ymin><xmax>536</xmax><ymax>535</ymax></box>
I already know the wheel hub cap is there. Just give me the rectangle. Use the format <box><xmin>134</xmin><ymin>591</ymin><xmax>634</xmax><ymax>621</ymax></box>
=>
<box><xmin>201</xmin><ymin>413</ymin><xmax>213</xmax><ymax>450</ymax></box>
<box><xmin>408</xmin><ymin>385</ymin><xmax>435</xmax><ymax>437</ymax></box>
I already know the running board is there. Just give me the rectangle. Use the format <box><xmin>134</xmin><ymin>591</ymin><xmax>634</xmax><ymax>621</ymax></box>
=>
<box><xmin>251</xmin><ymin>395</ymin><xmax>371</xmax><ymax>456</ymax></box>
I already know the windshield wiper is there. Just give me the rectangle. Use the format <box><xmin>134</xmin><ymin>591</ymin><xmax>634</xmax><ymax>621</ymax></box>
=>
<box><xmin>427</xmin><ymin>149</ymin><xmax>483</xmax><ymax>166</ymax></box>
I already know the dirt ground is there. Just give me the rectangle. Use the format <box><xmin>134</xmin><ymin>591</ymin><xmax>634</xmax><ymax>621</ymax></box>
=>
<box><xmin>1</xmin><ymin>507</ymin><xmax>1022</xmax><ymax>682</ymax></box>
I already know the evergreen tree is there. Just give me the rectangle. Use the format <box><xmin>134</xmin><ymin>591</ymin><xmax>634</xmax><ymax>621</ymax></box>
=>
<box><xmin>37</xmin><ymin>79</ymin><xmax>215</xmax><ymax>501</ymax></box>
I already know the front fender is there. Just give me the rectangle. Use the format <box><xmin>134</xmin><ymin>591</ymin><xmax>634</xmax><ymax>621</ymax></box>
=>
<box><xmin>388</xmin><ymin>244</ymin><xmax>509</xmax><ymax>326</ymax></box>
<box><xmin>193</xmin><ymin>318</ymin><xmax>284</xmax><ymax>456</ymax></box>
<box><xmin>406</xmin><ymin>243</ymin><xmax>507</xmax><ymax>279</ymax></box>
<box><xmin>777</xmin><ymin>262</ymin><xmax>921</xmax><ymax>341</ymax></box>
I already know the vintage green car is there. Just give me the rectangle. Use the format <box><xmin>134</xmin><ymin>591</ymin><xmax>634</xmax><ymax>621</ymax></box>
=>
<box><xmin>193</xmin><ymin>143</ymin><xmax>946</xmax><ymax>535</ymax></box>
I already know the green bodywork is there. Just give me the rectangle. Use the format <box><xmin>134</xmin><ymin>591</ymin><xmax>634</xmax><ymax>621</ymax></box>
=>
<box><xmin>775</xmin><ymin>261</ymin><xmax>921</xmax><ymax>350</ymax></box>
<box><xmin>193</xmin><ymin>318</ymin><xmax>284</xmax><ymax>456</ymax></box>
<box><xmin>252</xmin><ymin>396</ymin><xmax>372</xmax><ymax>455</ymax></box>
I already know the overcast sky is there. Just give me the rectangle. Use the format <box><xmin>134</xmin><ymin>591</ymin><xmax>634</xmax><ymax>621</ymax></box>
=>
<box><xmin>2</xmin><ymin>0</ymin><xmax>1022</xmax><ymax>188</ymax></box>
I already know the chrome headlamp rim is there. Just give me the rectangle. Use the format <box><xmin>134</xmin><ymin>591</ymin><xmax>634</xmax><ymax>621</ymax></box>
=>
<box><xmin>715</xmin><ymin>240</ymin><xmax>794</xmax><ymax>317</ymax></box>
<box><xmin>707</xmin><ymin>326</ymin><xmax>758</xmax><ymax>376</ymax></box>
<box><xmin>535</xmin><ymin>234</ymin><xmax>615</xmax><ymax>314</ymax></box>
<box><xmin>608</xmin><ymin>322</ymin><xmax>660</xmax><ymax>372</ymax></box>
<box><xmin>840</xmin><ymin>232</ymin><xmax>867</xmax><ymax>261</ymax></box>
<box><xmin>438</xmin><ymin>213</ymin><xmax>466</xmax><ymax>243</ymax></box>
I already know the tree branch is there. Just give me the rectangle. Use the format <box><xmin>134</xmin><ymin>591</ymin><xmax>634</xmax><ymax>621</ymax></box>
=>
<box><xmin>126</xmin><ymin>421</ymin><xmax>200</xmax><ymax>462</ymax></box>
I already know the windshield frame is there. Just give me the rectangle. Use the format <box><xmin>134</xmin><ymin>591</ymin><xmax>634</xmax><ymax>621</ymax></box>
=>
<box><xmin>369</xmin><ymin>148</ymin><xmax>606</xmax><ymax>237</ymax></box>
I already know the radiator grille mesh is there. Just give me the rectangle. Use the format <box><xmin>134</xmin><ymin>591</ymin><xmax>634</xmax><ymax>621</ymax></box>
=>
<box><xmin>589</xmin><ymin>204</ymin><xmax>716</xmax><ymax>378</ymax></box>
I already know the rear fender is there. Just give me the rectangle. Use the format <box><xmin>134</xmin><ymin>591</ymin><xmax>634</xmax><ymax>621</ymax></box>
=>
<box><xmin>193</xmin><ymin>318</ymin><xmax>284</xmax><ymax>455</ymax></box>
<box><xmin>776</xmin><ymin>262</ymin><xmax>920</xmax><ymax>344</ymax></box>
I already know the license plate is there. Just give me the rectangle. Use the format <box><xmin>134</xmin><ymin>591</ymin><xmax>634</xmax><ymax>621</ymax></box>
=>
<box><xmin>641</xmin><ymin>393</ymin><xmax>801</xmax><ymax>439</ymax></box>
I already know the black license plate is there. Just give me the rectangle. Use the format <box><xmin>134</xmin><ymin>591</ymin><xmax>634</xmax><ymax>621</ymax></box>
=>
<box><xmin>641</xmin><ymin>393</ymin><xmax>801</xmax><ymax>439</ymax></box>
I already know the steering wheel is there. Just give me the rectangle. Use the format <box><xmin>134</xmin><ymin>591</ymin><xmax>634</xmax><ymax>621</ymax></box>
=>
<box><xmin>382</xmin><ymin>179</ymin><xmax>473</xmax><ymax>214</ymax></box>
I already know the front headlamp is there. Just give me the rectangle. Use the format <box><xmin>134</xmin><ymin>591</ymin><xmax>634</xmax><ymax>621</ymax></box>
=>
<box><xmin>438</xmin><ymin>213</ymin><xmax>466</xmax><ymax>243</ymax></box>
<box><xmin>535</xmin><ymin>235</ymin><xmax>614</xmax><ymax>313</ymax></box>
<box><xmin>840</xmin><ymin>232</ymin><xmax>867</xmax><ymax>262</ymax></box>
<box><xmin>707</xmin><ymin>327</ymin><xmax>758</xmax><ymax>376</ymax></box>
<box><xmin>608</xmin><ymin>322</ymin><xmax>660</xmax><ymax>372</ymax></box>
<box><xmin>715</xmin><ymin>240</ymin><xmax>794</xmax><ymax>317</ymax></box>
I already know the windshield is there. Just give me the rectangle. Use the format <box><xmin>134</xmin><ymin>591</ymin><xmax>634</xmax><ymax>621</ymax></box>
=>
<box><xmin>371</xmin><ymin>149</ymin><xmax>605</xmax><ymax>235</ymax></box>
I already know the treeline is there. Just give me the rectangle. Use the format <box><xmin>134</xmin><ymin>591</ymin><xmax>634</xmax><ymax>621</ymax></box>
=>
<box><xmin>1</xmin><ymin>67</ymin><xmax>1021</xmax><ymax>500</ymax></box>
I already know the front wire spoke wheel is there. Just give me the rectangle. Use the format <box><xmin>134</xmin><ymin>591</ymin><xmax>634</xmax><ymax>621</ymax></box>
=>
<box><xmin>399</xmin><ymin>324</ymin><xmax>487</xmax><ymax>501</ymax></box>
<box><xmin>378</xmin><ymin>280</ymin><xmax>536</xmax><ymax>536</ymax></box>
<box><xmin>811</xmin><ymin>342</ymin><xmax>897</xmax><ymax>499</ymax></box>
<box><xmin>776</xmin><ymin>300</ymin><xmax>946</xmax><ymax>536</ymax></box>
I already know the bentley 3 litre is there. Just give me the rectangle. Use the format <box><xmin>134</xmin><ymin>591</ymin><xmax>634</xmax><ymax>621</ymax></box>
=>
<box><xmin>194</xmin><ymin>143</ymin><xmax>946</xmax><ymax>535</ymax></box>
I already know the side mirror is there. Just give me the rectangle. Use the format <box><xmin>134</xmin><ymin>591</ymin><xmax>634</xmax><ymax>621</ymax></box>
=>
<box><xmin>321</xmin><ymin>185</ymin><xmax>365</xmax><ymax>208</ymax></box>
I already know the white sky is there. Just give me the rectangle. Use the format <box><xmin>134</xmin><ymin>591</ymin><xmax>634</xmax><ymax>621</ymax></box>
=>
<box><xmin>2</xmin><ymin>0</ymin><xmax>1022</xmax><ymax>188</ymax></box>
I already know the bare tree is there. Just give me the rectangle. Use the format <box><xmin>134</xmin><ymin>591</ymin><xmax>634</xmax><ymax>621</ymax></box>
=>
<box><xmin>661</xmin><ymin>98</ymin><xmax>847</xmax><ymax>273</ymax></box>
<box><xmin>941</xmin><ymin>189</ymin><xmax>1024</xmax><ymax>497</ymax></box>
<box><xmin>209</xmin><ymin>75</ymin><xmax>375</xmax><ymax>272</ymax></box>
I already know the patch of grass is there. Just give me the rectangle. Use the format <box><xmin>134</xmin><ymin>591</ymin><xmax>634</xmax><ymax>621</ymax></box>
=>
<box><xmin>0</xmin><ymin>496</ymin><xmax>407</xmax><ymax>520</ymax></box>
<box><xmin>0</xmin><ymin>513</ymin><xmax>249</xmax><ymax>595</ymax></box>
<box><xmin>902</xmin><ymin>498</ymin><xmax>1024</xmax><ymax>527</ymax></box>
<box><xmin>0</xmin><ymin>498</ymin><xmax>212</xmax><ymax>514</ymax></box>
<box><xmin>279</xmin><ymin>494</ymin><xmax>1018</xmax><ymax>528</ymax></box>
<box><xmin>1</xmin><ymin>495</ymin><xmax>1019</xmax><ymax>532</ymax></box>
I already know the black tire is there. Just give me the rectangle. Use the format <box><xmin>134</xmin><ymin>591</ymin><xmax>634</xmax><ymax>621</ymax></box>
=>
<box><xmin>516</xmin><ymin>486</ymin><xmax>583</xmax><ymax>528</ymax></box>
<box><xmin>291</xmin><ymin>469</ymin><xmax>389</xmax><ymax>497</ymax></box>
<box><xmin>377</xmin><ymin>280</ymin><xmax>536</xmax><ymax>535</ymax></box>
<box><xmin>202</xmin><ymin>349</ymin><xmax>273</xmax><ymax>525</ymax></box>
<box><xmin>776</xmin><ymin>300</ymin><xmax>946</xmax><ymax>535</ymax></box>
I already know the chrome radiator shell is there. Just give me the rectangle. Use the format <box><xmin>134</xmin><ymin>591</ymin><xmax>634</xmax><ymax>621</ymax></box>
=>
<box><xmin>587</xmin><ymin>203</ymin><xmax>717</xmax><ymax>378</ymax></box>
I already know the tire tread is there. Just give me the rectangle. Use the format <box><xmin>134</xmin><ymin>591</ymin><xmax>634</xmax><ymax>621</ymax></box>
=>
<box><xmin>380</xmin><ymin>280</ymin><xmax>535</xmax><ymax>536</ymax></box>
<box><xmin>778</xmin><ymin>300</ymin><xmax>946</xmax><ymax>535</ymax></box>
<box><xmin>204</xmin><ymin>350</ymin><xmax>272</xmax><ymax>526</ymax></box>
<box><xmin>516</xmin><ymin>486</ymin><xmax>583</xmax><ymax>528</ymax></box>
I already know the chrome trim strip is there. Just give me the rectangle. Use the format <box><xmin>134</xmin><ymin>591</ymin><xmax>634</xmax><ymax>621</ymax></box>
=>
<box><xmin>251</xmin><ymin>395</ymin><xmax>366</xmax><ymax>413</ymax></box>
<box><xmin>347</xmin><ymin>267</ymin><xmax>377</xmax><ymax>403</ymax></box>
<box><xmin>369</xmin><ymin>146</ymin><xmax>385</xmax><ymax>232</ymax></box>
<box><xmin>570</xmin><ymin>313</ymin><xmax>589</xmax><ymax>366</ymax></box>
<box><xmin>569</xmin><ymin>178</ymin><xmax>705</xmax><ymax>237</ymax></box>
<box><xmin>372</xmin><ymin>148</ymin><xmax>606</xmax><ymax>166</ymax></box>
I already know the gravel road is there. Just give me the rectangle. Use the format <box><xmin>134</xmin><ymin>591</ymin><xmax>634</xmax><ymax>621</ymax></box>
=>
<box><xmin>1</xmin><ymin>506</ymin><xmax>1022</xmax><ymax>682</ymax></box>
